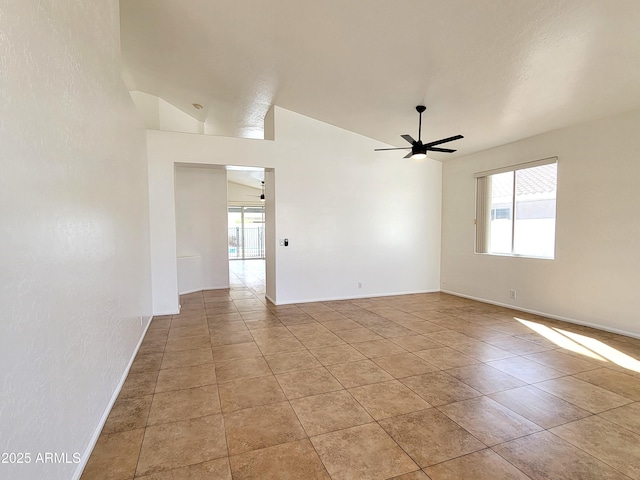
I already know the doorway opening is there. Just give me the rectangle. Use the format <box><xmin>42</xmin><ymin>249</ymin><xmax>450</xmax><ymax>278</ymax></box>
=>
<box><xmin>227</xmin><ymin>205</ymin><xmax>265</xmax><ymax>260</ymax></box>
<box><xmin>226</xmin><ymin>165</ymin><xmax>272</xmax><ymax>300</ymax></box>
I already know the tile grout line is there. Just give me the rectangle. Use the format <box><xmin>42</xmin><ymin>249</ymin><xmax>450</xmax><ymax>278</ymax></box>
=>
<box><xmin>94</xmin><ymin>277</ymin><xmax>640</xmax><ymax>480</ymax></box>
<box><xmin>132</xmin><ymin>299</ymin><xmax>179</xmax><ymax>479</ymax></box>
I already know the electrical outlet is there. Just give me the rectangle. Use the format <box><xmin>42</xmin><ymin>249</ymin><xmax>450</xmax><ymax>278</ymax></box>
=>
<box><xmin>509</xmin><ymin>289</ymin><xmax>517</xmax><ymax>300</ymax></box>
<box><xmin>358</xmin><ymin>282</ymin><xmax>363</xmax><ymax>289</ymax></box>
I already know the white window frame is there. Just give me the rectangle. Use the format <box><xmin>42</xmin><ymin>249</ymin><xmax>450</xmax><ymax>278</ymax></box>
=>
<box><xmin>474</xmin><ymin>157</ymin><xmax>558</xmax><ymax>259</ymax></box>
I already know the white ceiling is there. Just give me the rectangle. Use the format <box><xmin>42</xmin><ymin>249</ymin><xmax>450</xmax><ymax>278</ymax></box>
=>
<box><xmin>120</xmin><ymin>0</ymin><xmax>640</xmax><ymax>159</ymax></box>
<box><xmin>227</xmin><ymin>166</ymin><xmax>264</xmax><ymax>189</ymax></box>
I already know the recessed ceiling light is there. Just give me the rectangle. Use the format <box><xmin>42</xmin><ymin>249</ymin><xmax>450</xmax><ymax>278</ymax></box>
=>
<box><xmin>192</xmin><ymin>103</ymin><xmax>203</xmax><ymax>110</ymax></box>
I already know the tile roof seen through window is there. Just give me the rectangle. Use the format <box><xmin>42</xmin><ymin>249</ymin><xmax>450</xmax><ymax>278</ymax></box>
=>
<box><xmin>491</xmin><ymin>164</ymin><xmax>557</xmax><ymax>198</ymax></box>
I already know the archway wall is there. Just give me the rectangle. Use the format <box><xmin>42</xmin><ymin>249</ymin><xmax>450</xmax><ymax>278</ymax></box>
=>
<box><xmin>147</xmin><ymin>106</ymin><xmax>442</xmax><ymax>313</ymax></box>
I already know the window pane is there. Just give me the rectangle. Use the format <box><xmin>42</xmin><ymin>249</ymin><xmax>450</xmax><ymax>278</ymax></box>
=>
<box><xmin>513</xmin><ymin>163</ymin><xmax>557</xmax><ymax>258</ymax></box>
<box><xmin>228</xmin><ymin>208</ymin><xmax>242</xmax><ymax>259</ymax></box>
<box><xmin>228</xmin><ymin>206</ymin><xmax>265</xmax><ymax>260</ymax></box>
<box><xmin>489</xmin><ymin>171</ymin><xmax>513</xmax><ymax>254</ymax></box>
<box><xmin>243</xmin><ymin>207</ymin><xmax>265</xmax><ymax>259</ymax></box>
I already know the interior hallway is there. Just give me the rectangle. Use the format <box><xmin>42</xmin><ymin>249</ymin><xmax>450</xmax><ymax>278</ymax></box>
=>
<box><xmin>82</xmin><ymin>265</ymin><xmax>640</xmax><ymax>479</ymax></box>
<box><xmin>229</xmin><ymin>259</ymin><xmax>266</xmax><ymax>297</ymax></box>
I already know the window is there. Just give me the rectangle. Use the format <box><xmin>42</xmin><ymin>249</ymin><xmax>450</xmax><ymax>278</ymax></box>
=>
<box><xmin>491</xmin><ymin>207</ymin><xmax>511</xmax><ymax>221</ymax></box>
<box><xmin>228</xmin><ymin>206</ymin><xmax>265</xmax><ymax>259</ymax></box>
<box><xmin>475</xmin><ymin>158</ymin><xmax>557</xmax><ymax>259</ymax></box>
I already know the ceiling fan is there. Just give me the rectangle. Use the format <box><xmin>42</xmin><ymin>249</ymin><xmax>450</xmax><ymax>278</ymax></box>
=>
<box><xmin>244</xmin><ymin>180</ymin><xmax>265</xmax><ymax>201</ymax></box>
<box><xmin>375</xmin><ymin>106</ymin><xmax>463</xmax><ymax>159</ymax></box>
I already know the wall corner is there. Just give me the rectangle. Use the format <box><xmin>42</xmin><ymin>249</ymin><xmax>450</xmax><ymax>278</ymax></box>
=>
<box><xmin>263</xmin><ymin>106</ymin><xmax>275</xmax><ymax>141</ymax></box>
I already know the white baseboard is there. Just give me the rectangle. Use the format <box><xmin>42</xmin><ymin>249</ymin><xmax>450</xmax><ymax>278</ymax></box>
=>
<box><xmin>178</xmin><ymin>288</ymin><xmax>202</xmax><ymax>295</ymax></box>
<box><xmin>267</xmin><ymin>289</ymin><xmax>441</xmax><ymax>306</ymax></box>
<box><xmin>154</xmin><ymin>308</ymin><xmax>179</xmax><ymax>316</ymax></box>
<box><xmin>178</xmin><ymin>284</ymin><xmax>230</xmax><ymax>295</ymax></box>
<box><xmin>72</xmin><ymin>314</ymin><xmax>154</xmax><ymax>480</ymax></box>
<box><xmin>441</xmin><ymin>289</ymin><xmax>640</xmax><ymax>340</ymax></box>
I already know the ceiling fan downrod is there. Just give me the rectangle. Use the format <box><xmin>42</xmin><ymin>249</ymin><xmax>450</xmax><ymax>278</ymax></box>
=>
<box><xmin>416</xmin><ymin>105</ymin><xmax>426</xmax><ymax>142</ymax></box>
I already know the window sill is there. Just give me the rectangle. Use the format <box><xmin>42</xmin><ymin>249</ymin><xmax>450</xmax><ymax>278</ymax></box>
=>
<box><xmin>474</xmin><ymin>252</ymin><xmax>555</xmax><ymax>260</ymax></box>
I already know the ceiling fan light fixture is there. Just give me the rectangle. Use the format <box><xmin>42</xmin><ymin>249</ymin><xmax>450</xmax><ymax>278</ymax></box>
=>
<box><xmin>411</xmin><ymin>144</ymin><xmax>427</xmax><ymax>159</ymax></box>
<box><xmin>373</xmin><ymin>105</ymin><xmax>463</xmax><ymax>159</ymax></box>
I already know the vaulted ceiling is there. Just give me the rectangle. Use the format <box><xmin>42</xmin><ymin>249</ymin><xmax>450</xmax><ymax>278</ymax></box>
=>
<box><xmin>120</xmin><ymin>0</ymin><xmax>640</xmax><ymax>159</ymax></box>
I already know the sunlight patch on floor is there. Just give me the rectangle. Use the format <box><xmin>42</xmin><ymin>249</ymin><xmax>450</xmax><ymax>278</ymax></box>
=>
<box><xmin>515</xmin><ymin>318</ymin><xmax>606</xmax><ymax>361</ymax></box>
<box><xmin>556</xmin><ymin>328</ymin><xmax>640</xmax><ymax>373</ymax></box>
<box><xmin>516</xmin><ymin>317</ymin><xmax>640</xmax><ymax>373</ymax></box>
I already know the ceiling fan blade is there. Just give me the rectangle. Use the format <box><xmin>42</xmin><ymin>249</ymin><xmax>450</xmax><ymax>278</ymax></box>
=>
<box><xmin>401</xmin><ymin>134</ymin><xmax>415</xmax><ymax>145</ymax></box>
<box><xmin>374</xmin><ymin>147</ymin><xmax>411</xmax><ymax>151</ymax></box>
<box><xmin>423</xmin><ymin>134</ymin><xmax>464</xmax><ymax>148</ymax></box>
<box><xmin>427</xmin><ymin>147</ymin><xmax>456</xmax><ymax>153</ymax></box>
<box><xmin>403</xmin><ymin>151</ymin><xmax>413</xmax><ymax>159</ymax></box>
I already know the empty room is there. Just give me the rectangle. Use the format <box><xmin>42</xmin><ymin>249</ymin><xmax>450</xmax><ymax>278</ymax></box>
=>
<box><xmin>2</xmin><ymin>1</ymin><xmax>640</xmax><ymax>479</ymax></box>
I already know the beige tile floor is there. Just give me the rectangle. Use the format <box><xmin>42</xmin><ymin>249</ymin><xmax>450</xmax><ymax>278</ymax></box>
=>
<box><xmin>82</xmin><ymin>263</ymin><xmax>640</xmax><ymax>479</ymax></box>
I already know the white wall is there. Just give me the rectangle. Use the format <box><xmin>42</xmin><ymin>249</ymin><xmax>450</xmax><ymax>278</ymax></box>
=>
<box><xmin>273</xmin><ymin>109</ymin><xmax>442</xmax><ymax>304</ymax></box>
<box><xmin>129</xmin><ymin>90</ymin><xmax>160</xmax><ymax>129</ymax></box>
<box><xmin>228</xmin><ymin>181</ymin><xmax>263</xmax><ymax>205</ymax></box>
<box><xmin>147</xmin><ymin>106</ymin><xmax>442</xmax><ymax>311</ymax></box>
<box><xmin>159</xmin><ymin>98</ymin><xmax>204</xmax><ymax>134</ymax></box>
<box><xmin>130</xmin><ymin>90</ymin><xmax>204</xmax><ymax>134</ymax></box>
<box><xmin>0</xmin><ymin>2</ymin><xmax>152</xmax><ymax>480</ymax></box>
<box><xmin>442</xmin><ymin>109</ymin><xmax>640</xmax><ymax>337</ymax></box>
<box><xmin>265</xmin><ymin>168</ymin><xmax>277</xmax><ymax>301</ymax></box>
<box><xmin>175</xmin><ymin>165</ymin><xmax>229</xmax><ymax>293</ymax></box>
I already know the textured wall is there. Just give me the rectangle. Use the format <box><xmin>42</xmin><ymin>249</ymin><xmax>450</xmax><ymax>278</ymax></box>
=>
<box><xmin>175</xmin><ymin>165</ymin><xmax>229</xmax><ymax>292</ymax></box>
<box><xmin>441</xmin><ymin>109</ymin><xmax>640</xmax><ymax>337</ymax></box>
<box><xmin>147</xmin><ymin>106</ymin><xmax>442</xmax><ymax>311</ymax></box>
<box><xmin>129</xmin><ymin>90</ymin><xmax>205</xmax><ymax>133</ymax></box>
<box><xmin>0</xmin><ymin>2</ymin><xmax>152</xmax><ymax>479</ymax></box>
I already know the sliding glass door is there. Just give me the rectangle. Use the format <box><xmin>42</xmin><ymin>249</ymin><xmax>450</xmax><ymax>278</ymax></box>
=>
<box><xmin>228</xmin><ymin>206</ymin><xmax>265</xmax><ymax>259</ymax></box>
